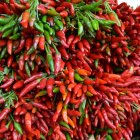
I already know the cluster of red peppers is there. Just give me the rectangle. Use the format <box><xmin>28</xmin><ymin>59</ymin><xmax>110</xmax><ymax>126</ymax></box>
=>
<box><xmin>0</xmin><ymin>0</ymin><xmax>140</xmax><ymax>139</ymax></box>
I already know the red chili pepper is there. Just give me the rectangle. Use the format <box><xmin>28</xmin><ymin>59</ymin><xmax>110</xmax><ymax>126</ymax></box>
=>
<box><xmin>14</xmin><ymin>106</ymin><xmax>22</xmax><ymax>115</ymax></box>
<box><xmin>25</xmin><ymin>38</ymin><xmax>33</xmax><ymax>50</ymax></box>
<box><xmin>40</xmin><ymin>119</ymin><xmax>48</xmax><ymax>132</ymax></box>
<box><xmin>111</xmin><ymin>133</ymin><xmax>120</xmax><ymax>140</ymax></box>
<box><xmin>7</xmin><ymin>40</ymin><xmax>13</xmax><ymax>55</ymax></box>
<box><xmin>67</xmin><ymin>34</ymin><xmax>75</xmax><ymax>46</ymax></box>
<box><xmin>14</xmin><ymin>38</ymin><xmax>25</xmax><ymax>54</ymax></box>
<box><xmin>61</xmin><ymin>2</ymin><xmax>75</xmax><ymax>16</ymax></box>
<box><xmin>25</xmin><ymin>112</ymin><xmax>32</xmax><ymax>132</ymax></box>
<box><xmin>32</xmin><ymin>102</ymin><xmax>48</xmax><ymax>110</ymax></box>
<box><xmin>7</xmin><ymin>56</ymin><xmax>13</xmax><ymax>67</ymax></box>
<box><xmin>0</xmin><ymin>39</ymin><xmax>7</xmax><ymax>47</ymax></box>
<box><xmin>37</xmin><ymin>4</ymin><xmax>47</xmax><ymax>14</ymax></box>
<box><xmin>73</xmin><ymin>83</ymin><xmax>82</xmax><ymax>95</ymax></box>
<box><xmin>67</xmin><ymin>83</ymin><xmax>76</xmax><ymax>91</ymax></box>
<box><xmin>53</xmin><ymin>101</ymin><xmax>63</xmax><ymax>122</ymax></box>
<box><xmin>0</xmin><ymin>78</ymin><xmax>14</xmax><ymax>88</ymax></box>
<box><xmin>20</xmin><ymin>11</ymin><xmax>30</xmax><ymax>28</ymax></box>
<box><xmin>39</xmin><ymin>35</ymin><xmax>45</xmax><ymax>50</ymax></box>
<box><xmin>62</xmin><ymin>108</ymin><xmax>68</xmax><ymax>123</ymax></box>
<box><xmin>0</xmin><ymin>108</ymin><xmax>10</xmax><ymax>122</ymax></box>
<box><xmin>87</xmin><ymin>85</ymin><xmax>97</xmax><ymax>95</ymax></box>
<box><xmin>19</xmin><ymin>79</ymin><xmax>40</xmax><ymax>97</ymax></box>
<box><xmin>60</xmin><ymin>11</ymin><xmax>68</xmax><ymax>18</ymax></box>
<box><xmin>24</xmin><ymin>73</ymin><xmax>43</xmax><ymax>84</ymax></box>
<box><xmin>46</xmin><ymin>78</ymin><xmax>55</xmax><ymax>97</ymax></box>
<box><xmin>121</xmin><ymin>127</ymin><xmax>130</xmax><ymax>140</ymax></box>
<box><xmin>10</xmin><ymin>0</ymin><xmax>26</xmax><ymax>10</ymax></box>
<box><xmin>81</xmin><ymin>38</ymin><xmax>91</xmax><ymax>50</ymax></box>
<box><xmin>13</xmin><ymin>80</ymin><xmax>24</xmax><ymax>89</ymax></box>
<box><xmin>56</xmin><ymin>6</ymin><xmax>65</xmax><ymax>12</ymax></box>
<box><xmin>97</xmin><ymin>111</ymin><xmax>105</xmax><ymax>129</ymax></box>
<box><xmin>57</xmin><ymin>30</ymin><xmax>66</xmax><ymax>42</ymax></box>
<box><xmin>59</xmin><ymin>46</ymin><xmax>69</xmax><ymax>60</ymax></box>
<box><xmin>38</xmin><ymin>78</ymin><xmax>47</xmax><ymax>89</ymax></box>
<box><xmin>101</xmin><ymin>108</ymin><xmax>116</xmax><ymax>131</ymax></box>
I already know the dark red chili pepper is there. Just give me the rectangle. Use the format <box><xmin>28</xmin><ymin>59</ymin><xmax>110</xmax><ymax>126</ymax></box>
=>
<box><xmin>32</xmin><ymin>102</ymin><xmax>48</xmax><ymax>110</ymax></box>
<box><xmin>7</xmin><ymin>56</ymin><xmax>13</xmax><ymax>67</ymax></box>
<box><xmin>24</xmin><ymin>73</ymin><xmax>44</xmax><ymax>84</ymax></box>
<box><xmin>0</xmin><ymin>108</ymin><xmax>10</xmax><ymax>122</ymax></box>
<box><xmin>14</xmin><ymin>38</ymin><xmax>25</xmax><ymax>54</ymax></box>
<box><xmin>19</xmin><ymin>79</ymin><xmax>40</xmax><ymax>97</ymax></box>
<box><xmin>101</xmin><ymin>108</ymin><xmax>116</xmax><ymax>131</ymax></box>
<box><xmin>46</xmin><ymin>77</ymin><xmax>55</xmax><ymax>97</ymax></box>
<box><xmin>0</xmin><ymin>78</ymin><xmax>14</xmax><ymax>88</ymax></box>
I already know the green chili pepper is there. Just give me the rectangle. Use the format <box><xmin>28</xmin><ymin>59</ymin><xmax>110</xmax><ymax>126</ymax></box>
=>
<box><xmin>48</xmin><ymin>128</ymin><xmax>53</xmax><ymax>136</ymax></box>
<box><xmin>106</xmin><ymin>135</ymin><xmax>113</xmax><ymax>140</ymax></box>
<box><xmin>41</xmin><ymin>15</ymin><xmax>47</xmax><ymax>23</ymax></box>
<box><xmin>94</xmin><ymin>59</ymin><xmax>99</xmax><ymax>68</ymax></box>
<box><xmin>30</xmin><ymin>61</ymin><xmax>35</xmax><ymax>71</ymax></box>
<box><xmin>65</xmin><ymin>132</ymin><xmax>72</xmax><ymax>140</ymax></box>
<box><xmin>107</xmin><ymin>129</ymin><xmax>113</xmax><ymax>134</ymax></box>
<box><xmin>2</xmin><ymin>20</ymin><xmax>17</xmax><ymax>32</ymax></box>
<box><xmin>0</xmin><ymin>47</ymin><xmax>7</xmax><ymax>59</ymax></box>
<box><xmin>106</xmin><ymin>46</ymin><xmax>111</xmax><ymax>56</ymax></box>
<box><xmin>79</xmin><ymin>99</ymin><xmax>86</xmax><ymax>124</ymax></box>
<box><xmin>13</xmin><ymin>26</ymin><xmax>19</xmax><ymax>34</ymax></box>
<box><xmin>44</xmin><ymin>23</ymin><xmax>55</xmax><ymax>36</ymax></box>
<box><xmin>14</xmin><ymin>121</ymin><xmax>23</xmax><ymax>135</ymax></box>
<box><xmin>53</xmin><ymin>25</ymin><xmax>59</xmax><ymax>31</ymax></box>
<box><xmin>9</xmin><ymin>33</ymin><xmax>20</xmax><ymax>40</ymax></box>
<box><xmin>78</xmin><ymin>21</ymin><xmax>83</xmax><ymax>35</ymax></box>
<box><xmin>35</xmin><ymin>90</ymin><xmax>47</xmax><ymax>98</ymax></box>
<box><xmin>74</xmin><ymin>73</ymin><xmax>84</xmax><ymax>82</ymax></box>
<box><xmin>2</xmin><ymin>28</ymin><xmax>13</xmax><ymax>38</ymax></box>
<box><xmin>53</xmin><ymin>87</ymin><xmax>60</xmax><ymax>93</ymax></box>
<box><xmin>45</xmin><ymin>45</ymin><xmax>54</xmax><ymax>72</ymax></box>
<box><xmin>91</xmin><ymin>19</ymin><xmax>99</xmax><ymax>31</ymax></box>
<box><xmin>25</xmin><ymin>62</ymin><xmax>31</xmax><ymax>77</ymax></box>
<box><xmin>54</xmin><ymin>19</ymin><xmax>63</xmax><ymax>30</ymax></box>
<box><xmin>59</xmin><ymin>121</ymin><xmax>70</xmax><ymax>129</ymax></box>
<box><xmin>47</xmin><ymin>8</ymin><xmax>59</xmax><ymax>16</ymax></box>
<box><xmin>44</xmin><ymin>31</ymin><xmax>51</xmax><ymax>44</ymax></box>
<box><xmin>40</xmin><ymin>134</ymin><xmax>46</xmax><ymax>140</ymax></box>
<box><xmin>27</xmin><ymin>46</ymin><xmax>35</xmax><ymax>55</ymax></box>
<box><xmin>34</xmin><ymin>21</ymin><xmax>44</xmax><ymax>33</ymax></box>
<box><xmin>98</xmin><ymin>20</ymin><xmax>115</xmax><ymax>26</ymax></box>
<box><xmin>80</xmin><ymin>0</ymin><xmax>102</xmax><ymax>11</ymax></box>
<box><xmin>0</xmin><ymin>15</ymin><xmax>15</xmax><ymax>25</ymax></box>
<box><xmin>82</xmin><ymin>16</ymin><xmax>94</xmax><ymax>32</ymax></box>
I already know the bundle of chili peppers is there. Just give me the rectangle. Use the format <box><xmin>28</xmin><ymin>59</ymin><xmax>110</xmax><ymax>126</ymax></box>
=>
<box><xmin>0</xmin><ymin>0</ymin><xmax>140</xmax><ymax>139</ymax></box>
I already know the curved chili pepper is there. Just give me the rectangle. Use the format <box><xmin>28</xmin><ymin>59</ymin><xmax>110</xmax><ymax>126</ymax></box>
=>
<box><xmin>0</xmin><ymin>108</ymin><xmax>10</xmax><ymax>122</ymax></box>
<box><xmin>19</xmin><ymin>79</ymin><xmax>40</xmax><ymax>97</ymax></box>
<box><xmin>24</xmin><ymin>73</ymin><xmax>44</xmax><ymax>84</ymax></box>
<box><xmin>32</xmin><ymin>102</ymin><xmax>48</xmax><ymax>110</ymax></box>
<box><xmin>0</xmin><ymin>78</ymin><xmax>14</xmax><ymax>88</ymax></box>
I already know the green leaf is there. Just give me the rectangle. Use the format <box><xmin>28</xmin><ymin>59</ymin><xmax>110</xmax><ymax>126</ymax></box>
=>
<box><xmin>79</xmin><ymin>99</ymin><xmax>86</xmax><ymax>124</ymax></box>
<box><xmin>14</xmin><ymin>121</ymin><xmax>23</xmax><ymax>135</ymax></box>
<box><xmin>40</xmin><ymin>134</ymin><xmax>46</xmax><ymax>140</ymax></box>
<box><xmin>79</xmin><ymin>99</ymin><xmax>86</xmax><ymax>114</ymax></box>
<box><xmin>3</xmin><ymin>67</ymin><xmax>10</xmax><ymax>75</ymax></box>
